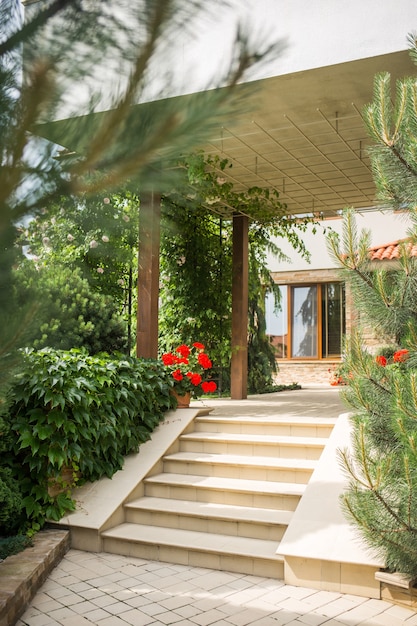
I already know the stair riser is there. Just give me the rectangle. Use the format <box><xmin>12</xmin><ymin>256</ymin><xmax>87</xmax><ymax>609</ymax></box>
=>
<box><xmin>101</xmin><ymin>537</ymin><xmax>285</xmax><ymax>579</ymax></box>
<box><xmin>163</xmin><ymin>459</ymin><xmax>313</xmax><ymax>483</ymax></box>
<box><xmin>194</xmin><ymin>421</ymin><xmax>334</xmax><ymax>438</ymax></box>
<box><xmin>124</xmin><ymin>509</ymin><xmax>287</xmax><ymax>541</ymax></box>
<box><xmin>179</xmin><ymin>439</ymin><xmax>324</xmax><ymax>460</ymax></box>
<box><xmin>144</xmin><ymin>483</ymin><xmax>301</xmax><ymax>510</ymax></box>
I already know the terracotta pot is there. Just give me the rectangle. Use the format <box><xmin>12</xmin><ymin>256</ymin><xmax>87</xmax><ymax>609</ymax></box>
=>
<box><xmin>170</xmin><ymin>389</ymin><xmax>191</xmax><ymax>408</ymax></box>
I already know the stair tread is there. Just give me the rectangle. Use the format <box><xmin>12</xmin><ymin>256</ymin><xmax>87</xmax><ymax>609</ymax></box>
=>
<box><xmin>125</xmin><ymin>497</ymin><xmax>293</xmax><ymax>525</ymax></box>
<box><xmin>102</xmin><ymin>523</ymin><xmax>284</xmax><ymax>560</ymax></box>
<box><xmin>145</xmin><ymin>473</ymin><xmax>306</xmax><ymax>495</ymax></box>
<box><xmin>164</xmin><ymin>451</ymin><xmax>317</xmax><ymax>469</ymax></box>
<box><xmin>180</xmin><ymin>432</ymin><xmax>328</xmax><ymax>446</ymax></box>
<box><xmin>196</xmin><ymin>415</ymin><xmax>337</xmax><ymax>426</ymax></box>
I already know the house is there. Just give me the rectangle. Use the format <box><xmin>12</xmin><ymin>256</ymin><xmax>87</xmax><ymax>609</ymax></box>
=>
<box><xmin>265</xmin><ymin>210</ymin><xmax>413</xmax><ymax>384</ymax></box>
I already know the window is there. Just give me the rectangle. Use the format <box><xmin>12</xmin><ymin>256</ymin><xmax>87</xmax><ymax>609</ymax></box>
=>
<box><xmin>265</xmin><ymin>282</ymin><xmax>345</xmax><ymax>359</ymax></box>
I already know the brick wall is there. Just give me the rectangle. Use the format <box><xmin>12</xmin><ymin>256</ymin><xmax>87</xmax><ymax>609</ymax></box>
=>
<box><xmin>273</xmin><ymin>360</ymin><xmax>340</xmax><ymax>386</ymax></box>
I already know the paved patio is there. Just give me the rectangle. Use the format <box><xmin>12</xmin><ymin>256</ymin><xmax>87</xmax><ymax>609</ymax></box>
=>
<box><xmin>17</xmin><ymin>548</ymin><xmax>417</xmax><ymax>625</ymax></box>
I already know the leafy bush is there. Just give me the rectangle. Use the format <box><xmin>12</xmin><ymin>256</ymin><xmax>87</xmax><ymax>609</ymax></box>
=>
<box><xmin>3</xmin><ymin>348</ymin><xmax>174</xmax><ymax>533</ymax></box>
<box><xmin>0</xmin><ymin>535</ymin><xmax>32</xmax><ymax>560</ymax></box>
<box><xmin>0</xmin><ymin>467</ymin><xmax>24</xmax><ymax>535</ymax></box>
<box><xmin>14</xmin><ymin>264</ymin><xmax>127</xmax><ymax>354</ymax></box>
<box><xmin>0</xmin><ymin>416</ymin><xmax>25</xmax><ymax>536</ymax></box>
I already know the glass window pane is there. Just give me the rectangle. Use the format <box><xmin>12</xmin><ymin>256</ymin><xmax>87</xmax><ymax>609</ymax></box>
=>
<box><xmin>322</xmin><ymin>283</ymin><xmax>345</xmax><ymax>357</ymax></box>
<box><xmin>265</xmin><ymin>286</ymin><xmax>288</xmax><ymax>358</ymax></box>
<box><xmin>292</xmin><ymin>286</ymin><xmax>317</xmax><ymax>357</ymax></box>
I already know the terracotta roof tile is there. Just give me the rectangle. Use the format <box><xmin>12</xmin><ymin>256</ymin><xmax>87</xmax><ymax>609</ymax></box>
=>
<box><xmin>369</xmin><ymin>239</ymin><xmax>417</xmax><ymax>261</ymax></box>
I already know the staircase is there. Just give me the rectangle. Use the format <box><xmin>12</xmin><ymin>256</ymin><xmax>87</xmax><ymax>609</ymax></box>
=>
<box><xmin>101</xmin><ymin>409</ymin><xmax>336</xmax><ymax>578</ymax></box>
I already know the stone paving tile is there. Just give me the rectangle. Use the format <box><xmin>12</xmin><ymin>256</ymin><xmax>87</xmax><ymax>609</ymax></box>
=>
<box><xmin>17</xmin><ymin>549</ymin><xmax>417</xmax><ymax>626</ymax></box>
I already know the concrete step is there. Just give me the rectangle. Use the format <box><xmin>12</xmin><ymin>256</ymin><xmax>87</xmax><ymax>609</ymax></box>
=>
<box><xmin>194</xmin><ymin>415</ymin><xmax>336</xmax><ymax>437</ymax></box>
<box><xmin>101</xmin><ymin>523</ymin><xmax>285</xmax><ymax>579</ymax></box>
<box><xmin>143</xmin><ymin>473</ymin><xmax>305</xmax><ymax>510</ymax></box>
<box><xmin>163</xmin><ymin>451</ymin><xmax>316</xmax><ymax>483</ymax></box>
<box><xmin>125</xmin><ymin>497</ymin><xmax>292</xmax><ymax>541</ymax></box>
<box><xmin>179</xmin><ymin>432</ymin><xmax>328</xmax><ymax>459</ymax></box>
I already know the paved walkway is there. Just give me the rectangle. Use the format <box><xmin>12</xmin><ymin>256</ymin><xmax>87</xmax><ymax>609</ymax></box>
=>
<box><xmin>16</xmin><ymin>387</ymin><xmax>417</xmax><ymax>626</ymax></box>
<box><xmin>17</xmin><ymin>549</ymin><xmax>417</xmax><ymax>626</ymax></box>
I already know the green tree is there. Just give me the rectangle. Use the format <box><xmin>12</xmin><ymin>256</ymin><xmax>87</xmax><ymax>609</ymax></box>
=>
<box><xmin>15</xmin><ymin>263</ymin><xmax>127</xmax><ymax>353</ymax></box>
<box><xmin>326</xmin><ymin>36</ymin><xmax>417</xmax><ymax>576</ymax></box>
<box><xmin>17</xmin><ymin>190</ymin><xmax>140</xmax><ymax>352</ymax></box>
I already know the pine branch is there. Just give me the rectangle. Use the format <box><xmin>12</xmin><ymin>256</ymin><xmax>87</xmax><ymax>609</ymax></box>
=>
<box><xmin>0</xmin><ymin>0</ymin><xmax>75</xmax><ymax>57</ymax></box>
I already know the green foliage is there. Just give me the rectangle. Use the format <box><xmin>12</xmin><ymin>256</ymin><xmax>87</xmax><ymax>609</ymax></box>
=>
<box><xmin>2</xmin><ymin>348</ymin><xmax>173</xmax><ymax>533</ymax></box>
<box><xmin>330</xmin><ymin>209</ymin><xmax>417</xmax><ymax>576</ymax></box>
<box><xmin>17</xmin><ymin>191</ymin><xmax>140</xmax><ymax>349</ymax></box>
<box><xmin>327</xmin><ymin>37</ymin><xmax>417</xmax><ymax>573</ymax></box>
<box><xmin>0</xmin><ymin>535</ymin><xmax>33</xmax><ymax>560</ymax></box>
<box><xmin>159</xmin><ymin>153</ymin><xmax>312</xmax><ymax>393</ymax></box>
<box><xmin>327</xmin><ymin>209</ymin><xmax>417</xmax><ymax>345</ymax></box>
<box><xmin>0</xmin><ymin>467</ymin><xmax>24</xmax><ymax>536</ymax></box>
<box><xmin>14</xmin><ymin>264</ymin><xmax>127</xmax><ymax>354</ymax></box>
<box><xmin>0</xmin><ymin>415</ymin><xmax>25</xmax><ymax>536</ymax></box>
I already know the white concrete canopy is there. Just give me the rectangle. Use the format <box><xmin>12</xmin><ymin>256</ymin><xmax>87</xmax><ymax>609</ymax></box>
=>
<box><xmin>40</xmin><ymin>50</ymin><xmax>414</xmax><ymax>219</ymax></box>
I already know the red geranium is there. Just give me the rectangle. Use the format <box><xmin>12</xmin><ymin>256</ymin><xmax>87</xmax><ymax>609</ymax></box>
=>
<box><xmin>176</xmin><ymin>344</ymin><xmax>191</xmax><ymax>359</ymax></box>
<box><xmin>161</xmin><ymin>342</ymin><xmax>217</xmax><ymax>399</ymax></box>
<box><xmin>376</xmin><ymin>355</ymin><xmax>387</xmax><ymax>367</ymax></box>
<box><xmin>393</xmin><ymin>349</ymin><xmax>409</xmax><ymax>363</ymax></box>
<box><xmin>198</xmin><ymin>352</ymin><xmax>212</xmax><ymax>369</ymax></box>
<box><xmin>202</xmin><ymin>380</ymin><xmax>217</xmax><ymax>393</ymax></box>
<box><xmin>187</xmin><ymin>372</ymin><xmax>202</xmax><ymax>386</ymax></box>
<box><xmin>162</xmin><ymin>352</ymin><xmax>177</xmax><ymax>366</ymax></box>
<box><xmin>172</xmin><ymin>369</ymin><xmax>183</xmax><ymax>381</ymax></box>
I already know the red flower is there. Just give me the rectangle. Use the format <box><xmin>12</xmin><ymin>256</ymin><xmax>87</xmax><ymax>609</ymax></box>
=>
<box><xmin>376</xmin><ymin>355</ymin><xmax>387</xmax><ymax>367</ymax></box>
<box><xmin>393</xmin><ymin>349</ymin><xmax>409</xmax><ymax>363</ymax></box>
<box><xmin>172</xmin><ymin>369</ymin><xmax>183</xmax><ymax>381</ymax></box>
<box><xmin>187</xmin><ymin>373</ymin><xmax>202</xmax><ymax>386</ymax></box>
<box><xmin>162</xmin><ymin>352</ymin><xmax>176</xmax><ymax>366</ymax></box>
<box><xmin>202</xmin><ymin>381</ymin><xmax>217</xmax><ymax>393</ymax></box>
<box><xmin>161</xmin><ymin>342</ymin><xmax>216</xmax><ymax>397</ymax></box>
<box><xmin>176</xmin><ymin>344</ymin><xmax>190</xmax><ymax>358</ymax></box>
<box><xmin>198</xmin><ymin>353</ymin><xmax>212</xmax><ymax>369</ymax></box>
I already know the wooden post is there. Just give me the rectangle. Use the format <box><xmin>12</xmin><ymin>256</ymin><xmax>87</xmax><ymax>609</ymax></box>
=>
<box><xmin>136</xmin><ymin>190</ymin><xmax>161</xmax><ymax>359</ymax></box>
<box><xmin>231</xmin><ymin>213</ymin><xmax>248</xmax><ymax>399</ymax></box>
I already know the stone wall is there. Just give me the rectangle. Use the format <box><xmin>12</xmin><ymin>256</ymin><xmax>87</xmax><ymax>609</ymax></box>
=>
<box><xmin>274</xmin><ymin>360</ymin><xmax>340</xmax><ymax>386</ymax></box>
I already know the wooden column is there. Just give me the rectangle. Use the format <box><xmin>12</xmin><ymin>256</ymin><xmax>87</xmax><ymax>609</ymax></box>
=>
<box><xmin>136</xmin><ymin>190</ymin><xmax>161</xmax><ymax>359</ymax></box>
<box><xmin>231</xmin><ymin>213</ymin><xmax>248</xmax><ymax>399</ymax></box>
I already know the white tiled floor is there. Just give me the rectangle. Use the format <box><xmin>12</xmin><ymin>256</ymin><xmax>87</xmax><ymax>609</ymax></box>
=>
<box><xmin>17</xmin><ymin>550</ymin><xmax>417</xmax><ymax>625</ymax></box>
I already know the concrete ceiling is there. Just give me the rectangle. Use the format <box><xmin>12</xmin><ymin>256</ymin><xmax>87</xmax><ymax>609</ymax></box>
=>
<box><xmin>39</xmin><ymin>49</ymin><xmax>414</xmax><ymax>220</ymax></box>
<box><xmin>201</xmin><ymin>50</ymin><xmax>413</xmax><ymax>218</ymax></box>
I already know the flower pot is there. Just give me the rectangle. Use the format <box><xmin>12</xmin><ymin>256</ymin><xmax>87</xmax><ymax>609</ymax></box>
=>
<box><xmin>170</xmin><ymin>389</ymin><xmax>191</xmax><ymax>408</ymax></box>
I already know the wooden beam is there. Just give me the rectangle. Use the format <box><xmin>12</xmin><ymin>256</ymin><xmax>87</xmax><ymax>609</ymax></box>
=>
<box><xmin>136</xmin><ymin>190</ymin><xmax>161</xmax><ymax>359</ymax></box>
<box><xmin>231</xmin><ymin>213</ymin><xmax>248</xmax><ymax>399</ymax></box>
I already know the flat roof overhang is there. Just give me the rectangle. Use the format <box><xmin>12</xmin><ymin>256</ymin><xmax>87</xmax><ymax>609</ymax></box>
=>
<box><xmin>37</xmin><ymin>50</ymin><xmax>413</xmax><ymax>219</ymax></box>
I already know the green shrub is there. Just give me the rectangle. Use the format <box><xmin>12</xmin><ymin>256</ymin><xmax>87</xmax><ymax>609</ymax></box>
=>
<box><xmin>0</xmin><ymin>416</ymin><xmax>25</xmax><ymax>536</ymax></box>
<box><xmin>3</xmin><ymin>348</ymin><xmax>174</xmax><ymax>533</ymax></box>
<box><xmin>14</xmin><ymin>265</ymin><xmax>127</xmax><ymax>354</ymax></box>
<box><xmin>0</xmin><ymin>467</ymin><xmax>24</xmax><ymax>535</ymax></box>
<box><xmin>0</xmin><ymin>535</ymin><xmax>33</xmax><ymax>560</ymax></box>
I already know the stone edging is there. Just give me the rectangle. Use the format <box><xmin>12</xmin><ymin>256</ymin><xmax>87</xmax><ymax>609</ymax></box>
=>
<box><xmin>0</xmin><ymin>528</ymin><xmax>70</xmax><ymax>626</ymax></box>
